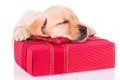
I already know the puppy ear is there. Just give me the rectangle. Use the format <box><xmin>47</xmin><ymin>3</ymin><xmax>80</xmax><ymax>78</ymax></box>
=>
<box><xmin>28</xmin><ymin>16</ymin><xmax>49</xmax><ymax>37</ymax></box>
<box><xmin>87</xmin><ymin>26</ymin><xmax>96</xmax><ymax>36</ymax></box>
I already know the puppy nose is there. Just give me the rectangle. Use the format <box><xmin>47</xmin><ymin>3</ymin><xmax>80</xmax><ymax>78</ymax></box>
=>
<box><xmin>79</xmin><ymin>26</ymin><xmax>87</xmax><ymax>33</ymax></box>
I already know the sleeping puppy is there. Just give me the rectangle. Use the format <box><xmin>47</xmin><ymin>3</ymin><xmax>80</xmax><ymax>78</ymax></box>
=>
<box><xmin>13</xmin><ymin>5</ymin><xmax>96</xmax><ymax>42</ymax></box>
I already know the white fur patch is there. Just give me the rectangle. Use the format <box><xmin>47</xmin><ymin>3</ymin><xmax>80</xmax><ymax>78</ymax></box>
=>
<box><xmin>50</xmin><ymin>26</ymin><xmax>72</xmax><ymax>39</ymax></box>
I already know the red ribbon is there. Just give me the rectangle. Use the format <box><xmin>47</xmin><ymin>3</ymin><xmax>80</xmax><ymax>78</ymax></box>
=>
<box><xmin>31</xmin><ymin>35</ymin><xmax>71</xmax><ymax>44</ymax></box>
<box><xmin>30</xmin><ymin>36</ymin><xmax>70</xmax><ymax>74</ymax></box>
<box><xmin>31</xmin><ymin>36</ymin><xmax>102</xmax><ymax>44</ymax></box>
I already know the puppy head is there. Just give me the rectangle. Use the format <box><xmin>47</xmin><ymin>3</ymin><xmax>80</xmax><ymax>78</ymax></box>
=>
<box><xmin>43</xmin><ymin>6</ymin><xmax>96</xmax><ymax>42</ymax></box>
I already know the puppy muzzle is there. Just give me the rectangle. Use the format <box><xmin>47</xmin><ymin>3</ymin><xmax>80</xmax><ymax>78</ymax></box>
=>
<box><xmin>79</xmin><ymin>26</ymin><xmax>87</xmax><ymax>40</ymax></box>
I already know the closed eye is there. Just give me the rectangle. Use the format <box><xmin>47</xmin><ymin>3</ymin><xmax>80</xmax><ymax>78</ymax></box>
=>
<box><xmin>62</xmin><ymin>20</ymin><xmax>69</xmax><ymax>24</ymax></box>
<box><xmin>57</xmin><ymin>20</ymin><xmax>69</xmax><ymax>25</ymax></box>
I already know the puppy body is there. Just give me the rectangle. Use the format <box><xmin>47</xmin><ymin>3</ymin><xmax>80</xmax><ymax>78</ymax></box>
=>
<box><xmin>13</xmin><ymin>10</ymin><xmax>49</xmax><ymax>41</ymax></box>
<box><xmin>13</xmin><ymin>6</ymin><xmax>96</xmax><ymax>42</ymax></box>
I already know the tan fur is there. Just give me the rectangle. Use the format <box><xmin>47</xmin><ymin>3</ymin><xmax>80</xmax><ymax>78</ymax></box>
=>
<box><xmin>13</xmin><ymin>5</ymin><xmax>96</xmax><ymax>41</ymax></box>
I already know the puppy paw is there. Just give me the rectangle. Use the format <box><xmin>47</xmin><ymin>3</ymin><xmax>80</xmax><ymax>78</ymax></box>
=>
<box><xmin>87</xmin><ymin>27</ymin><xmax>96</xmax><ymax>36</ymax></box>
<box><xmin>13</xmin><ymin>27</ymin><xmax>31</xmax><ymax>41</ymax></box>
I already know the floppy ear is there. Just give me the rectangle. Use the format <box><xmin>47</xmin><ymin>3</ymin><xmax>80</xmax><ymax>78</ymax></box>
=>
<box><xmin>28</xmin><ymin>16</ymin><xmax>49</xmax><ymax>37</ymax></box>
<box><xmin>87</xmin><ymin>26</ymin><xmax>96</xmax><ymax>36</ymax></box>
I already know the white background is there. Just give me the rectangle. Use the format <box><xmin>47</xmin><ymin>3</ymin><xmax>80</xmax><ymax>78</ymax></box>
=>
<box><xmin>0</xmin><ymin>0</ymin><xmax>120</xmax><ymax>80</ymax></box>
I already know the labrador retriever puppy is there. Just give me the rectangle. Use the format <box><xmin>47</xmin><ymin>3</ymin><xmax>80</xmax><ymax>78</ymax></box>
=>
<box><xmin>13</xmin><ymin>5</ymin><xmax>96</xmax><ymax>42</ymax></box>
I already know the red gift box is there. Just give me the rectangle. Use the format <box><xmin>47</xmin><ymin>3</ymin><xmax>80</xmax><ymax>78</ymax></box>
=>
<box><xmin>14</xmin><ymin>36</ymin><xmax>115</xmax><ymax>76</ymax></box>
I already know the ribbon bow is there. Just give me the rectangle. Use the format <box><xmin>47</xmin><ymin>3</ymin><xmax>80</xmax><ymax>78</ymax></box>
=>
<box><xmin>31</xmin><ymin>35</ymin><xmax>71</xmax><ymax>44</ymax></box>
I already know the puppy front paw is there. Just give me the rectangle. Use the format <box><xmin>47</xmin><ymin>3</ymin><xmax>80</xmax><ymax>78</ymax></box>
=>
<box><xmin>13</xmin><ymin>27</ymin><xmax>31</xmax><ymax>41</ymax></box>
<box><xmin>87</xmin><ymin>27</ymin><xmax>96</xmax><ymax>36</ymax></box>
